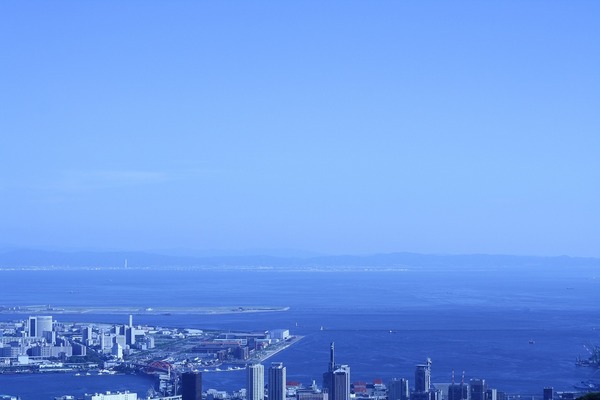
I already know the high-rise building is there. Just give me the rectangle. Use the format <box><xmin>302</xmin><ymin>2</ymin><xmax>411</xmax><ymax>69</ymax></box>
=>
<box><xmin>27</xmin><ymin>316</ymin><xmax>53</xmax><ymax>339</ymax></box>
<box><xmin>247</xmin><ymin>364</ymin><xmax>265</xmax><ymax>400</ymax></box>
<box><xmin>415</xmin><ymin>359</ymin><xmax>432</xmax><ymax>393</ymax></box>
<box><xmin>321</xmin><ymin>342</ymin><xmax>350</xmax><ymax>400</ymax></box>
<box><xmin>269</xmin><ymin>362</ymin><xmax>286</xmax><ymax>400</ymax></box>
<box><xmin>388</xmin><ymin>378</ymin><xmax>410</xmax><ymax>400</ymax></box>
<box><xmin>469</xmin><ymin>379</ymin><xmax>487</xmax><ymax>400</ymax></box>
<box><xmin>181</xmin><ymin>371</ymin><xmax>202</xmax><ymax>400</ymax></box>
<box><xmin>331</xmin><ymin>365</ymin><xmax>350</xmax><ymax>400</ymax></box>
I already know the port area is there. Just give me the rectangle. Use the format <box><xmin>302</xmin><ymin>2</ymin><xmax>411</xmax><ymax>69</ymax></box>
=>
<box><xmin>0</xmin><ymin>313</ymin><xmax>300</xmax><ymax>380</ymax></box>
<box><xmin>0</xmin><ymin>305</ymin><xmax>289</xmax><ymax>315</ymax></box>
<box><xmin>125</xmin><ymin>331</ymin><xmax>303</xmax><ymax>376</ymax></box>
<box><xmin>227</xmin><ymin>334</ymin><xmax>303</xmax><ymax>366</ymax></box>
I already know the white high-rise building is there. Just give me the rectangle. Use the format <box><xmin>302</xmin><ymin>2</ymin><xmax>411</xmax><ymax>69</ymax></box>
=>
<box><xmin>27</xmin><ymin>316</ymin><xmax>53</xmax><ymax>339</ymax></box>
<box><xmin>247</xmin><ymin>363</ymin><xmax>265</xmax><ymax>400</ymax></box>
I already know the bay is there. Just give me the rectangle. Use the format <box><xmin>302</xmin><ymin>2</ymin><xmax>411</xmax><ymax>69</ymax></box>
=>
<box><xmin>0</xmin><ymin>266</ymin><xmax>599</xmax><ymax>399</ymax></box>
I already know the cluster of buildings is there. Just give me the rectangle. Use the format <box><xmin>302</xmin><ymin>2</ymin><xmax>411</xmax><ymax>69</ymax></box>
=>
<box><xmin>87</xmin><ymin>341</ymin><xmax>571</xmax><ymax>400</ymax></box>
<box><xmin>92</xmin><ymin>315</ymin><xmax>155</xmax><ymax>358</ymax></box>
<box><xmin>175</xmin><ymin>342</ymin><xmax>565</xmax><ymax>400</ymax></box>
<box><xmin>402</xmin><ymin>359</ymin><xmax>504</xmax><ymax>400</ymax></box>
<box><xmin>0</xmin><ymin>314</ymin><xmax>155</xmax><ymax>370</ymax></box>
<box><xmin>190</xmin><ymin>329</ymin><xmax>291</xmax><ymax>364</ymax></box>
<box><xmin>0</xmin><ymin>316</ymin><xmax>86</xmax><ymax>362</ymax></box>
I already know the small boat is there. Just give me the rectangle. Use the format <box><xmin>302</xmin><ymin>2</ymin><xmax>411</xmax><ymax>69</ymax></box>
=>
<box><xmin>529</xmin><ymin>340</ymin><xmax>535</xmax><ymax>344</ymax></box>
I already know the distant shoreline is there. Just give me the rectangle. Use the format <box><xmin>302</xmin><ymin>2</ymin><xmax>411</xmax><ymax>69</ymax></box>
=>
<box><xmin>0</xmin><ymin>305</ymin><xmax>290</xmax><ymax>315</ymax></box>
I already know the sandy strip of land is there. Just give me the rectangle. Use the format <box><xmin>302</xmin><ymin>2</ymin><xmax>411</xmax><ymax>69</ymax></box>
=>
<box><xmin>0</xmin><ymin>305</ymin><xmax>290</xmax><ymax>315</ymax></box>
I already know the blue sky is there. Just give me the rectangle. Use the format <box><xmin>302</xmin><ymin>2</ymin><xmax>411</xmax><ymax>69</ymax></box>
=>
<box><xmin>1</xmin><ymin>1</ymin><xmax>599</xmax><ymax>256</ymax></box>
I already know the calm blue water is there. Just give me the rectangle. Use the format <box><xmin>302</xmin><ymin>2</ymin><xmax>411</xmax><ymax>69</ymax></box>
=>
<box><xmin>0</xmin><ymin>267</ymin><xmax>599</xmax><ymax>399</ymax></box>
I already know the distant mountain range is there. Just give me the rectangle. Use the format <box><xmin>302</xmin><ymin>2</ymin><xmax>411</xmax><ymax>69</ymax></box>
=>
<box><xmin>0</xmin><ymin>248</ymin><xmax>599</xmax><ymax>269</ymax></box>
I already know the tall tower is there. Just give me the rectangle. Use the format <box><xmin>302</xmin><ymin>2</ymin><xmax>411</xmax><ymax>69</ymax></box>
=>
<box><xmin>181</xmin><ymin>371</ymin><xmax>202</xmax><ymax>400</ymax></box>
<box><xmin>269</xmin><ymin>362</ymin><xmax>286</xmax><ymax>400</ymax></box>
<box><xmin>415</xmin><ymin>358</ymin><xmax>432</xmax><ymax>393</ymax></box>
<box><xmin>323</xmin><ymin>342</ymin><xmax>336</xmax><ymax>395</ymax></box>
<box><xmin>247</xmin><ymin>364</ymin><xmax>265</xmax><ymax>400</ymax></box>
<box><xmin>329</xmin><ymin>342</ymin><xmax>335</xmax><ymax>372</ymax></box>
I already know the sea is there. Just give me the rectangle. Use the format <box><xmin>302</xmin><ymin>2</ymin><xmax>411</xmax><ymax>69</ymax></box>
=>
<box><xmin>0</xmin><ymin>265</ymin><xmax>599</xmax><ymax>399</ymax></box>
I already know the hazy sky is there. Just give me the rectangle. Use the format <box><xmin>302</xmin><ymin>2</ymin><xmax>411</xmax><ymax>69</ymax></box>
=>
<box><xmin>1</xmin><ymin>1</ymin><xmax>599</xmax><ymax>256</ymax></box>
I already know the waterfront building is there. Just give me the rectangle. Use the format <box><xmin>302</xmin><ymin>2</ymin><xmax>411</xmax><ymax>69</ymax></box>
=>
<box><xmin>469</xmin><ymin>379</ymin><xmax>487</xmax><ymax>400</ymax></box>
<box><xmin>269</xmin><ymin>329</ymin><xmax>290</xmax><ymax>341</ymax></box>
<box><xmin>247</xmin><ymin>363</ymin><xmax>265</xmax><ymax>400</ymax></box>
<box><xmin>29</xmin><ymin>344</ymin><xmax>73</xmax><ymax>358</ymax></box>
<box><xmin>269</xmin><ymin>362</ymin><xmax>287</xmax><ymax>400</ymax></box>
<box><xmin>84</xmin><ymin>392</ymin><xmax>137</xmax><ymax>400</ymax></box>
<box><xmin>415</xmin><ymin>359</ymin><xmax>432</xmax><ymax>393</ymax></box>
<box><xmin>0</xmin><ymin>344</ymin><xmax>22</xmax><ymax>357</ymax></box>
<box><xmin>485</xmin><ymin>389</ymin><xmax>497</xmax><ymax>400</ymax></box>
<box><xmin>543</xmin><ymin>388</ymin><xmax>554</xmax><ymax>400</ymax></box>
<box><xmin>181</xmin><ymin>371</ymin><xmax>202</xmax><ymax>400</ymax></box>
<box><xmin>389</xmin><ymin>379</ymin><xmax>410</xmax><ymax>400</ymax></box>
